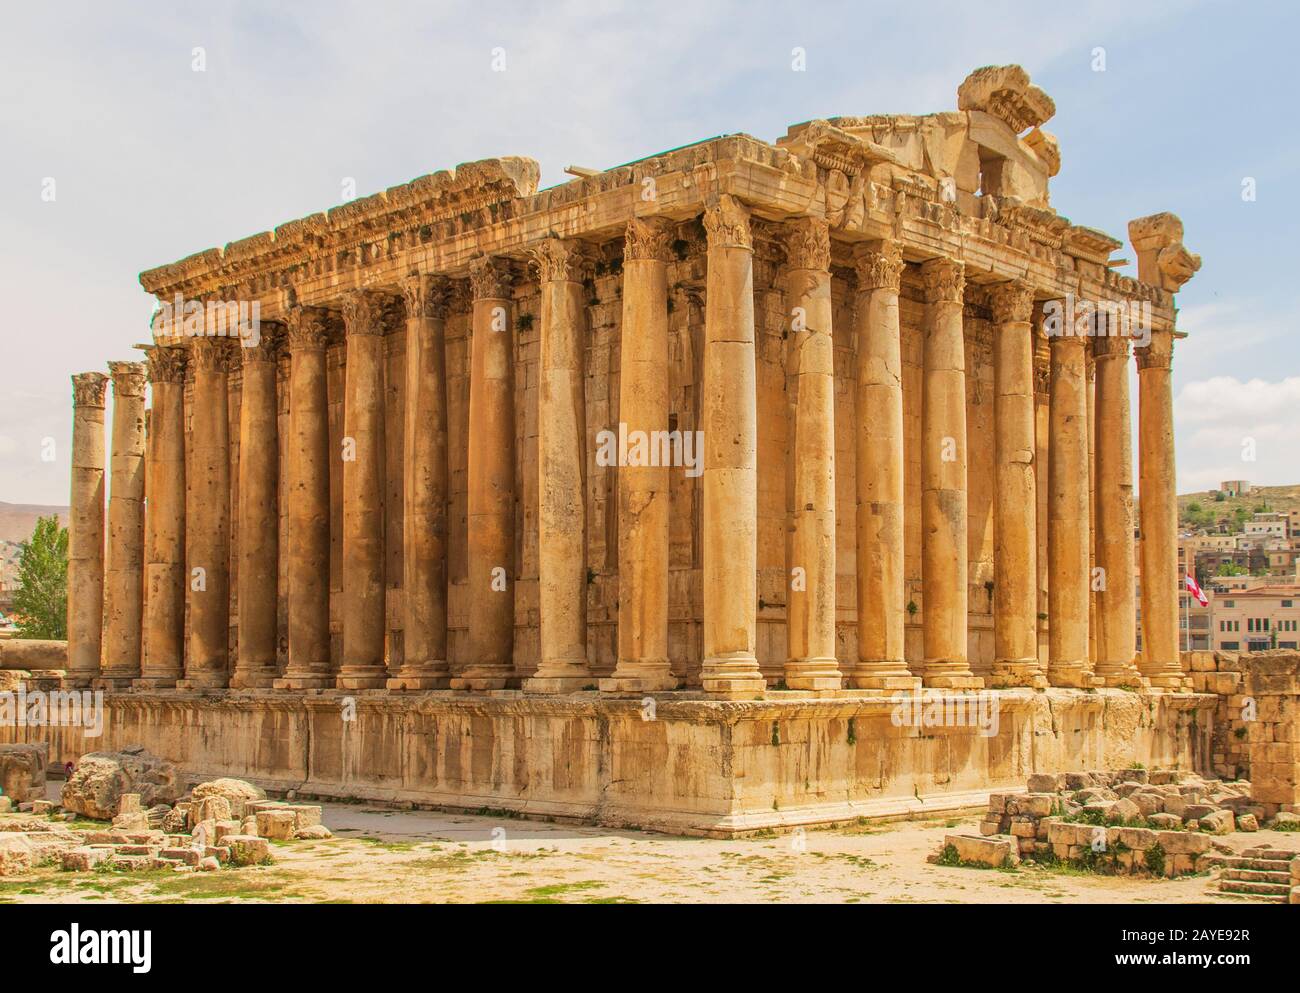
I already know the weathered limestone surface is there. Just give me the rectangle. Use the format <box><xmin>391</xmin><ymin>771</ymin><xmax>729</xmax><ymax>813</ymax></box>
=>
<box><xmin>60</xmin><ymin>747</ymin><xmax>181</xmax><ymax>820</ymax></box>
<box><xmin>67</xmin><ymin>372</ymin><xmax>108</xmax><ymax>686</ymax></box>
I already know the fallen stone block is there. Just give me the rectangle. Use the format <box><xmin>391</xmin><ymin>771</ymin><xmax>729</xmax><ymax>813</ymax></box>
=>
<box><xmin>117</xmin><ymin>793</ymin><xmax>142</xmax><ymax>815</ymax></box>
<box><xmin>943</xmin><ymin>834</ymin><xmax>1018</xmax><ymax>868</ymax></box>
<box><xmin>61</xmin><ymin>748</ymin><xmax>180</xmax><ymax>821</ymax></box>
<box><xmin>160</xmin><ymin>847</ymin><xmax>201</xmax><ymax>866</ymax></box>
<box><xmin>0</xmin><ymin>743</ymin><xmax>48</xmax><ymax>804</ymax></box>
<box><xmin>1110</xmin><ymin>797</ymin><xmax>1141</xmax><ymax>823</ymax></box>
<box><xmin>0</xmin><ymin>797</ymin><xmax>11</xmax><ymax>814</ymax></box>
<box><xmin>226</xmin><ymin>835</ymin><xmax>271</xmax><ymax>867</ymax></box>
<box><xmin>1147</xmin><ymin>813</ymin><xmax>1182</xmax><ymax>829</ymax></box>
<box><xmin>255</xmin><ymin>810</ymin><xmax>296</xmax><ymax>841</ymax></box>
<box><xmin>1008</xmin><ymin>794</ymin><xmax>1054</xmax><ymax>818</ymax></box>
<box><xmin>1027</xmin><ymin>773</ymin><xmax>1063</xmax><ymax>793</ymax></box>
<box><xmin>1157</xmin><ymin>830</ymin><xmax>1211</xmax><ymax>856</ymax></box>
<box><xmin>1236</xmin><ymin>814</ymin><xmax>1259</xmax><ymax>832</ymax></box>
<box><xmin>191</xmin><ymin>795</ymin><xmax>232</xmax><ymax>826</ymax></box>
<box><xmin>1200</xmin><ymin>810</ymin><xmax>1234</xmax><ymax>835</ymax></box>
<box><xmin>1270</xmin><ymin>812</ymin><xmax>1300</xmax><ymax>830</ymax></box>
<box><xmin>285</xmin><ymin>805</ymin><xmax>322</xmax><ymax>830</ymax></box>
<box><xmin>111</xmin><ymin>811</ymin><xmax>151</xmax><ymax>833</ymax></box>
<box><xmin>198</xmin><ymin>856</ymin><xmax>220</xmax><ymax>872</ymax></box>
<box><xmin>0</xmin><ymin>834</ymin><xmax>35</xmax><ymax>876</ymax></box>
<box><xmin>294</xmin><ymin>825</ymin><xmax>332</xmax><ymax>841</ymax></box>
<box><xmin>61</xmin><ymin>846</ymin><xmax>112</xmax><ymax>871</ymax></box>
<box><xmin>190</xmin><ymin>778</ymin><xmax>266</xmax><ymax>820</ymax></box>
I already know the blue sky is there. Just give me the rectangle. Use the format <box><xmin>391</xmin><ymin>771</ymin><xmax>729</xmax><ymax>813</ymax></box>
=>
<box><xmin>2</xmin><ymin>0</ymin><xmax>1296</xmax><ymax>506</ymax></box>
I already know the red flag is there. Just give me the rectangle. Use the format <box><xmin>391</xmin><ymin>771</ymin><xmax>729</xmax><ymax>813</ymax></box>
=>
<box><xmin>1185</xmin><ymin>574</ymin><xmax>1208</xmax><ymax>606</ymax></box>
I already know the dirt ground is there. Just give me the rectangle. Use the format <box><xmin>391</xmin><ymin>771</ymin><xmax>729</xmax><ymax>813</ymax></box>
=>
<box><xmin>4</xmin><ymin>797</ymin><xmax>1295</xmax><ymax>904</ymax></box>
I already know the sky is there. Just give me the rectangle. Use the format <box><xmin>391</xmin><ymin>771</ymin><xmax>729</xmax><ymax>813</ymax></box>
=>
<box><xmin>1</xmin><ymin>0</ymin><xmax>1296</xmax><ymax>508</ymax></box>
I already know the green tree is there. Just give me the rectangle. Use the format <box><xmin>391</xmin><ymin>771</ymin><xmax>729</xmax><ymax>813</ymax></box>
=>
<box><xmin>11</xmin><ymin>515</ymin><xmax>68</xmax><ymax>640</ymax></box>
<box><xmin>1215</xmin><ymin>561</ymin><xmax>1246</xmax><ymax>577</ymax></box>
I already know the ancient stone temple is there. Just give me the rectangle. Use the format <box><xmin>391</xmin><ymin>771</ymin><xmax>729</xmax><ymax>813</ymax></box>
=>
<box><xmin>39</xmin><ymin>65</ymin><xmax>1219</xmax><ymax>833</ymax></box>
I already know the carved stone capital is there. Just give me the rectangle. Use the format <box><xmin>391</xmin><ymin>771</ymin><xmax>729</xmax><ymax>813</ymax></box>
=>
<box><xmin>285</xmin><ymin>307</ymin><xmax>332</xmax><ymax>351</ymax></box>
<box><xmin>240</xmin><ymin>323</ymin><xmax>284</xmax><ymax>363</ymax></box>
<box><xmin>623</xmin><ymin>217</ymin><xmax>675</xmax><ymax>263</ymax></box>
<box><xmin>1128</xmin><ymin>212</ymin><xmax>1201</xmax><ymax>292</ymax></box>
<box><xmin>957</xmin><ymin>64</ymin><xmax>1055</xmax><ymax>133</ymax></box>
<box><xmin>853</xmin><ymin>240</ymin><xmax>903</xmax><ymax>292</ymax></box>
<box><xmin>703</xmin><ymin>194</ymin><xmax>752</xmax><ymax>251</ymax></box>
<box><xmin>190</xmin><ymin>336</ymin><xmax>236</xmax><ymax>373</ymax></box>
<box><xmin>784</xmin><ymin>217</ymin><xmax>830</xmax><ymax>272</ymax></box>
<box><xmin>401</xmin><ymin>274</ymin><xmax>454</xmax><ymax>320</ymax></box>
<box><xmin>342</xmin><ymin>289</ymin><xmax>398</xmax><ymax>337</ymax></box>
<box><xmin>107</xmin><ymin>360</ymin><xmax>148</xmax><ymax>397</ymax></box>
<box><xmin>1091</xmin><ymin>333</ymin><xmax>1132</xmax><ymax>361</ymax></box>
<box><xmin>72</xmin><ymin>371</ymin><xmax>109</xmax><ymax>409</ymax></box>
<box><xmin>1135</xmin><ymin>328</ymin><xmax>1174</xmax><ymax>371</ymax></box>
<box><xmin>988</xmin><ymin>280</ymin><xmax>1035</xmax><ymax>325</ymax></box>
<box><xmin>529</xmin><ymin>238</ymin><xmax>589</xmax><ymax>284</ymax></box>
<box><xmin>469</xmin><ymin>255</ymin><xmax>513</xmax><ymax>300</ymax></box>
<box><xmin>145</xmin><ymin>346</ymin><xmax>188</xmax><ymax>384</ymax></box>
<box><xmin>921</xmin><ymin>257</ymin><xmax>965</xmax><ymax>305</ymax></box>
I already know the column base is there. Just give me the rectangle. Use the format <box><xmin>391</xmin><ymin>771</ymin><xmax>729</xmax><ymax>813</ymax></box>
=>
<box><xmin>1046</xmin><ymin>663</ymin><xmax>1099</xmax><ymax>689</ymax></box>
<box><xmin>229</xmin><ymin>668</ymin><xmax>279</xmax><ymax>689</ymax></box>
<box><xmin>847</xmin><ymin>661</ymin><xmax>920</xmax><ymax>691</ymax></box>
<box><xmin>93</xmin><ymin>676</ymin><xmax>138</xmax><ymax>692</ymax></box>
<box><xmin>783</xmin><ymin>658</ymin><xmax>842</xmax><ymax>691</ymax></box>
<box><xmin>598</xmin><ymin>671</ymin><xmax>680</xmax><ymax>694</ymax></box>
<box><xmin>523</xmin><ymin>675</ymin><xmax>595</xmax><ymax>694</ymax></box>
<box><xmin>449</xmin><ymin>676</ymin><xmax>511</xmax><ymax>691</ymax></box>
<box><xmin>272</xmin><ymin>673</ymin><xmax>335</xmax><ymax>691</ymax></box>
<box><xmin>1140</xmin><ymin>669</ymin><xmax>1190</xmax><ymax>691</ymax></box>
<box><xmin>175</xmin><ymin>676</ymin><xmax>231</xmax><ymax>690</ymax></box>
<box><xmin>987</xmin><ymin>660</ymin><xmax>1049</xmax><ymax>689</ymax></box>
<box><xmin>1092</xmin><ymin>664</ymin><xmax>1143</xmax><ymax>689</ymax></box>
<box><xmin>386</xmin><ymin>671</ymin><xmax>453</xmax><ymax>691</ymax></box>
<box><xmin>701</xmin><ymin>654</ymin><xmax>765</xmax><ymax>699</ymax></box>
<box><xmin>131</xmin><ymin>676</ymin><xmax>179</xmax><ymax>690</ymax></box>
<box><xmin>922</xmin><ymin>662</ymin><xmax>984</xmax><ymax>690</ymax></box>
<box><xmin>336</xmin><ymin>667</ymin><xmax>389</xmax><ymax>691</ymax></box>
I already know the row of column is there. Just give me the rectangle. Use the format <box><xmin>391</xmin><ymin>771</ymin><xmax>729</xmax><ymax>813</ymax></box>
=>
<box><xmin>64</xmin><ymin>201</ymin><xmax>1185</xmax><ymax>694</ymax></box>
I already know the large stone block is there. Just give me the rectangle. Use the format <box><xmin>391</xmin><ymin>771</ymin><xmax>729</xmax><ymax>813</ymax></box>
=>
<box><xmin>944</xmin><ymin>833</ymin><xmax>1018</xmax><ymax>868</ymax></box>
<box><xmin>0</xmin><ymin>743</ymin><xmax>48</xmax><ymax>803</ymax></box>
<box><xmin>190</xmin><ymin>778</ymin><xmax>266</xmax><ymax>820</ymax></box>
<box><xmin>60</xmin><ymin>747</ymin><xmax>180</xmax><ymax>820</ymax></box>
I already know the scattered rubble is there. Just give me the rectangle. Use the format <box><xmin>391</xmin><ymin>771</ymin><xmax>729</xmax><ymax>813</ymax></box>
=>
<box><xmin>0</xmin><ymin>743</ymin><xmax>49</xmax><ymax>804</ymax></box>
<box><xmin>60</xmin><ymin>746</ymin><xmax>180</xmax><ymax>819</ymax></box>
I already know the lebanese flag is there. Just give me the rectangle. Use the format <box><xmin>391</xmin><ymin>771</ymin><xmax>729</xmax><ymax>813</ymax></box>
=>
<box><xmin>1185</xmin><ymin>574</ymin><xmax>1208</xmax><ymax>606</ymax></box>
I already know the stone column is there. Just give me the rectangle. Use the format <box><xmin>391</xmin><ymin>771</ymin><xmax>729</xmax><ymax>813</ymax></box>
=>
<box><xmin>526</xmin><ymin>238</ymin><xmax>592</xmax><ymax>693</ymax></box>
<box><xmin>388</xmin><ymin>275</ymin><xmax>453</xmax><ymax>690</ymax></box>
<box><xmin>602</xmin><ymin>218</ymin><xmax>676</xmax><ymax>694</ymax></box>
<box><xmin>337</xmin><ymin>291</ymin><xmax>391</xmax><ymax>690</ymax></box>
<box><xmin>452</xmin><ymin>256</ymin><xmax>517</xmax><ymax>690</ymax></box>
<box><xmin>1092</xmin><ymin>333</ymin><xmax>1142</xmax><ymax>686</ymax></box>
<box><xmin>231</xmin><ymin>331</ymin><xmax>281</xmax><ymax>689</ymax></box>
<box><xmin>1046</xmin><ymin>328</ymin><xmax>1093</xmax><ymax>687</ymax></box>
<box><xmin>848</xmin><ymin>240</ymin><xmax>917</xmax><ymax>690</ymax></box>
<box><xmin>920</xmin><ymin>258</ymin><xmax>978</xmax><ymax>688</ymax></box>
<box><xmin>1136</xmin><ymin>327</ymin><xmax>1183</xmax><ymax>688</ymax></box>
<box><xmin>95</xmin><ymin>361</ymin><xmax>148</xmax><ymax>688</ymax></box>
<box><xmin>783</xmin><ymin>217</ymin><xmax>839</xmax><ymax>690</ymax></box>
<box><xmin>275</xmin><ymin>308</ymin><xmax>334</xmax><ymax>690</ymax></box>
<box><xmin>988</xmin><ymin>281</ymin><xmax>1045</xmax><ymax>688</ymax></box>
<box><xmin>66</xmin><ymin>372</ymin><xmax>108</xmax><ymax>686</ymax></box>
<box><xmin>700</xmin><ymin>195</ymin><xmax>764</xmax><ymax>698</ymax></box>
<box><xmin>137</xmin><ymin>347</ymin><xmax>187</xmax><ymax>688</ymax></box>
<box><xmin>181</xmin><ymin>337</ymin><xmax>233</xmax><ymax>689</ymax></box>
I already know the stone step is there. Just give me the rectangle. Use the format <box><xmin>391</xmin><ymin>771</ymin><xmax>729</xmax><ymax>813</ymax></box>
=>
<box><xmin>1241</xmin><ymin>848</ymin><xmax>1300</xmax><ymax>862</ymax></box>
<box><xmin>1219</xmin><ymin>880</ymin><xmax>1291</xmax><ymax>898</ymax></box>
<box><xmin>1219</xmin><ymin>857</ymin><xmax>1294</xmax><ymax>872</ymax></box>
<box><xmin>1222</xmin><ymin>868</ymin><xmax>1291</xmax><ymax>884</ymax></box>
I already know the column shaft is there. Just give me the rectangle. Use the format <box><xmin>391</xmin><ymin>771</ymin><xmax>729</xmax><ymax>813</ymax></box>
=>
<box><xmin>231</xmin><ymin>333</ymin><xmax>281</xmax><ymax>688</ymax></box>
<box><xmin>700</xmin><ymin>195</ymin><xmax>763</xmax><ymax>697</ymax></box>
<box><xmin>849</xmin><ymin>241</ymin><xmax>917</xmax><ymax>690</ymax></box>
<box><xmin>1137</xmin><ymin>327</ymin><xmax>1183</xmax><ymax>687</ymax></box>
<box><xmin>275</xmin><ymin>309</ymin><xmax>334</xmax><ymax>689</ymax></box>
<box><xmin>389</xmin><ymin>276</ymin><xmax>452</xmax><ymax>690</ymax></box>
<box><xmin>1093</xmin><ymin>333</ymin><xmax>1141</xmax><ymax>686</ymax></box>
<box><xmin>66</xmin><ymin>373</ymin><xmax>108</xmax><ymax>686</ymax></box>
<box><xmin>138</xmin><ymin>348</ymin><xmax>186</xmax><ymax>688</ymax></box>
<box><xmin>988</xmin><ymin>282</ymin><xmax>1044</xmax><ymax>687</ymax></box>
<box><xmin>527</xmin><ymin>239</ymin><xmax>592</xmax><ymax>693</ymax></box>
<box><xmin>337</xmin><ymin>291</ymin><xmax>391</xmax><ymax>689</ymax></box>
<box><xmin>920</xmin><ymin>258</ymin><xmax>978</xmax><ymax>687</ymax></box>
<box><xmin>181</xmin><ymin>337</ymin><xmax>232</xmax><ymax>689</ymax></box>
<box><xmin>1047</xmin><ymin>331</ymin><xmax>1093</xmax><ymax>686</ymax></box>
<box><xmin>603</xmin><ymin>219</ymin><xmax>675</xmax><ymax>693</ymax></box>
<box><xmin>783</xmin><ymin>218</ymin><xmax>838</xmax><ymax>690</ymax></box>
<box><xmin>453</xmin><ymin>257</ymin><xmax>517</xmax><ymax>690</ymax></box>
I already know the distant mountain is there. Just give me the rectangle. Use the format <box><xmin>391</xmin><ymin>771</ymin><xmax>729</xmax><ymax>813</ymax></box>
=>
<box><xmin>0</xmin><ymin>502</ymin><xmax>69</xmax><ymax>544</ymax></box>
<box><xmin>1178</xmin><ymin>484</ymin><xmax>1300</xmax><ymax>531</ymax></box>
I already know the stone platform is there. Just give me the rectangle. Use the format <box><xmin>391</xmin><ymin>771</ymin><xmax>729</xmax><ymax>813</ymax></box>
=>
<box><xmin>0</xmin><ymin>688</ymin><xmax>1216</xmax><ymax>837</ymax></box>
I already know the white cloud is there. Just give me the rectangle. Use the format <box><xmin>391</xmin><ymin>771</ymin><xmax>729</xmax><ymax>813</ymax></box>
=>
<box><xmin>1174</xmin><ymin>376</ymin><xmax>1300</xmax><ymax>492</ymax></box>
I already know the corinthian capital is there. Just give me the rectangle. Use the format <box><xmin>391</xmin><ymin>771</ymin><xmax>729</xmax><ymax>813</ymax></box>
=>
<box><xmin>987</xmin><ymin>280</ymin><xmax>1035</xmax><ymax>325</ymax></box>
<box><xmin>1091</xmin><ymin>332</ymin><xmax>1131</xmax><ymax>360</ymax></box>
<box><xmin>145</xmin><ymin>346</ymin><xmax>188</xmax><ymax>384</ymax></box>
<box><xmin>107</xmin><ymin>360</ymin><xmax>148</xmax><ymax>397</ymax></box>
<box><xmin>921</xmin><ymin>257</ymin><xmax>965</xmax><ymax>305</ymax></box>
<box><xmin>529</xmin><ymin>238</ymin><xmax>590</xmax><ymax>284</ymax></box>
<box><xmin>285</xmin><ymin>307</ymin><xmax>332</xmax><ymax>351</ymax></box>
<box><xmin>240</xmin><ymin>322</ymin><xmax>284</xmax><ymax>364</ymax></box>
<box><xmin>341</xmin><ymin>289</ymin><xmax>396</xmax><ymax>337</ymax></box>
<box><xmin>1134</xmin><ymin>327</ymin><xmax>1173</xmax><ymax>371</ymax></box>
<box><xmin>703</xmin><ymin>194</ymin><xmax>752</xmax><ymax>251</ymax></box>
<box><xmin>71</xmin><ymin>371</ymin><xmax>109</xmax><ymax>409</ymax></box>
<box><xmin>189</xmin><ymin>336</ymin><xmax>236</xmax><ymax>373</ymax></box>
<box><xmin>401</xmin><ymin>274</ymin><xmax>454</xmax><ymax>320</ymax></box>
<box><xmin>853</xmin><ymin>240</ymin><xmax>903</xmax><ymax>292</ymax></box>
<box><xmin>784</xmin><ymin>217</ymin><xmax>830</xmax><ymax>272</ymax></box>
<box><xmin>469</xmin><ymin>255</ymin><xmax>513</xmax><ymax>300</ymax></box>
<box><xmin>623</xmin><ymin>217</ymin><xmax>675</xmax><ymax>263</ymax></box>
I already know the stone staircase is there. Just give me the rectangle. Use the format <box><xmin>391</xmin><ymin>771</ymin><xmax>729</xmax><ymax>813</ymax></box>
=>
<box><xmin>1215</xmin><ymin>847</ymin><xmax>1297</xmax><ymax>903</ymax></box>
